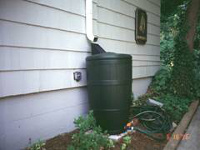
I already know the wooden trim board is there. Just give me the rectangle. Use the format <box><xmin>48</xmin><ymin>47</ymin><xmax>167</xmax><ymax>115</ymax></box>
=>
<box><xmin>163</xmin><ymin>100</ymin><xmax>199</xmax><ymax>150</ymax></box>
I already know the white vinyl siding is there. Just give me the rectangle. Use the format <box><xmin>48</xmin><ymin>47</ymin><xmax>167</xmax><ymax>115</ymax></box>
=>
<box><xmin>0</xmin><ymin>0</ymin><xmax>160</xmax><ymax>149</ymax></box>
<box><xmin>0</xmin><ymin>0</ymin><xmax>160</xmax><ymax>98</ymax></box>
<box><xmin>96</xmin><ymin>0</ymin><xmax>160</xmax><ymax>80</ymax></box>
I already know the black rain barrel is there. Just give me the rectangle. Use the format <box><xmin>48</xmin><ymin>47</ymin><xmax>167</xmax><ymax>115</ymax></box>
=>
<box><xmin>86</xmin><ymin>52</ymin><xmax>132</xmax><ymax>134</ymax></box>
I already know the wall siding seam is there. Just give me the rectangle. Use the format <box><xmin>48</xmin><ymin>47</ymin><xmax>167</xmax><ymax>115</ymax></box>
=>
<box><xmin>1</xmin><ymin>18</ymin><xmax>160</xmax><ymax>39</ymax></box>
<box><xmin>132</xmin><ymin>53</ymin><xmax>160</xmax><ymax>56</ymax></box>
<box><xmin>121</xmin><ymin>0</ymin><xmax>160</xmax><ymax>17</ymax></box>
<box><xmin>0</xmin><ymin>45</ymin><xmax>160</xmax><ymax>56</ymax></box>
<box><xmin>133</xmin><ymin>65</ymin><xmax>160</xmax><ymax>67</ymax></box>
<box><xmin>20</xmin><ymin>0</ymin><xmax>161</xmax><ymax>32</ymax></box>
<box><xmin>93</xmin><ymin>1</ymin><xmax>98</xmax><ymax>4</ymax></box>
<box><xmin>146</xmin><ymin>0</ymin><xmax>160</xmax><ymax>7</ymax></box>
<box><xmin>97</xmin><ymin>21</ymin><xmax>160</xmax><ymax>37</ymax></box>
<box><xmin>97</xmin><ymin>5</ymin><xmax>134</xmax><ymax>19</ymax></box>
<box><xmin>0</xmin><ymin>68</ymin><xmax>87</xmax><ymax>72</ymax></box>
<box><xmin>131</xmin><ymin>54</ymin><xmax>160</xmax><ymax>58</ymax></box>
<box><xmin>132</xmin><ymin>59</ymin><xmax>160</xmax><ymax>62</ymax></box>
<box><xmin>132</xmin><ymin>75</ymin><xmax>157</xmax><ymax>79</ymax></box>
<box><xmin>132</xmin><ymin>57</ymin><xmax>160</xmax><ymax>60</ymax></box>
<box><xmin>98</xmin><ymin>37</ymin><xmax>160</xmax><ymax>47</ymax></box>
<box><xmin>0</xmin><ymin>73</ymin><xmax>157</xmax><ymax>99</ymax></box>
<box><xmin>0</xmin><ymin>64</ymin><xmax>161</xmax><ymax>72</ymax></box>
<box><xmin>0</xmin><ymin>85</ymin><xmax>87</xmax><ymax>100</ymax></box>
<box><xmin>97</xmin><ymin>5</ymin><xmax>160</xmax><ymax>27</ymax></box>
<box><xmin>97</xmin><ymin>20</ymin><xmax>135</xmax><ymax>32</ymax></box>
<box><xmin>131</xmin><ymin>76</ymin><xmax>153</xmax><ymax>80</ymax></box>
<box><xmin>0</xmin><ymin>19</ymin><xmax>86</xmax><ymax>36</ymax></box>
<box><xmin>148</xmin><ymin>32</ymin><xmax>160</xmax><ymax>37</ymax></box>
<box><xmin>0</xmin><ymin>6</ymin><xmax>160</xmax><ymax>37</ymax></box>
<box><xmin>23</xmin><ymin>0</ymin><xmax>86</xmax><ymax>18</ymax></box>
<box><xmin>11</xmin><ymin>102</ymin><xmax>88</xmax><ymax>122</ymax></box>
<box><xmin>23</xmin><ymin>0</ymin><xmax>99</xmax><ymax>20</ymax></box>
<box><xmin>0</xmin><ymin>45</ymin><xmax>91</xmax><ymax>53</ymax></box>
<box><xmin>24</xmin><ymin>0</ymin><xmax>160</xmax><ymax>22</ymax></box>
<box><xmin>0</xmin><ymin>68</ymin><xmax>159</xmax><ymax>99</ymax></box>
<box><xmin>148</xmin><ymin>22</ymin><xmax>160</xmax><ymax>28</ymax></box>
<box><xmin>0</xmin><ymin>1</ymin><xmax>161</xmax><ymax>149</ymax></box>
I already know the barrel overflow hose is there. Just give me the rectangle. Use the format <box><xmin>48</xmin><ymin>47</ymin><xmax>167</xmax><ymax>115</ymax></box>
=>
<box><xmin>125</xmin><ymin>105</ymin><xmax>172</xmax><ymax>142</ymax></box>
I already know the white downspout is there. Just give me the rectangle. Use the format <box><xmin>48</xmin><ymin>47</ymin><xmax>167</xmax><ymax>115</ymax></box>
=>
<box><xmin>86</xmin><ymin>0</ymin><xmax>98</xmax><ymax>42</ymax></box>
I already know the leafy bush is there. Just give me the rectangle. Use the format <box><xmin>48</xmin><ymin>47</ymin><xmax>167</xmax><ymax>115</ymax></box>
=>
<box><xmin>67</xmin><ymin>111</ymin><xmax>114</xmax><ymax>150</ymax></box>
<box><xmin>142</xmin><ymin>0</ymin><xmax>199</xmax><ymax>125</ymax></box>
<box><xmin>193</xmin><ymin>13</ymin><xmax>200</xmax><ymax>98</ymax></box>
<box><xmin>171</xmin><ymin>44</ymin><xmax>195</xmax><ymax>98</ymax></box>
<box><xmin>193</xmin><ymin>49</ymin><xmax>200</xmax><ymax>98</ymax></box>
<box><xmin>27</xmin><ymin>140</ymin><xmax>45</xmax><ymax>150</ymax></box>
<box><xmin>194</xmin><ymin>12</ymin><xmax>200</xmax><ymax>50</ymax></box>
<box><xmin>160</xmin><ymin>38</ymin><xmax>175</xmax><ymax>68</ymax></box>
<box><xmin>169</xmin><ymin>1</ymin><xmax>196</xmax><ymax>98</ymax></box>
<box><xmin>156</xmin><ymin>94</ymin><xmax>192</xmax><ymax>123</ymax></box>
<box><xmin>160</xmin><ymin>15</ymin><xmax>176</xmax><ymax>68</ymax></box>
<box><xmin>121</xmin><ymin>136</ymin><xmax>131</xmax><ymax>150</ymax></box>
<box><xmin>150</xmin><ymin>66</ymin><xmax>171</xmax><ymax>94</ymax></box>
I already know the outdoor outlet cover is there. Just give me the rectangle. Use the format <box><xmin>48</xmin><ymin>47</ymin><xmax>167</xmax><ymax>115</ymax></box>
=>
<box><xmin>73</xmin><ymin>72</ymin><xmax>82</xmax><ymax>82</ymax></box>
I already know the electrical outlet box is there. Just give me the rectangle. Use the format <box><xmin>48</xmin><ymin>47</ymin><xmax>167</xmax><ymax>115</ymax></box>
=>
<box><xmin>73</xmin><ymin>72</ymin><xmax>82</xmax><ymax>82</ymax></box>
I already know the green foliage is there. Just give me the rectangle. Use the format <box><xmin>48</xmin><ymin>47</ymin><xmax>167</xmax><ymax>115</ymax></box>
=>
<box><xmin>132</xmin><ymin>93</ymin><xmax>192</xmax><ymax>123</ymax></box>
<box><xmin>171</xmin><ymin>42</ymin><xmax>195</xmax><ymax>98</ymax></box>
<box><xmin>161</xmin><ymin>0</ymin><xmax>186</xmax><ymax>20</ymax></box>
<box><xmin>27</xmin><ymin>140</ymin><xmax>45</xmax><ymax>150</ymax></box>
<box><xmin>144</xmin><ymin>0</ymin><xmax>200</xmax><ymax>124</ymax></box>
<box><xmin>193</xmin><ymin>50</ymin><xmax>200</xmax><ymax>98</ymax></box>
<box><xmin>160</xmin><ymin>0</ymin><xmax>196</xmax><ymax>98</ymax></box>
<box><xmin>193</xmin><ymin>13</ymin><xmax>200</xmax><ymax>98</ymax></box>
<box><xmin>68</xmin><ymin>111</ymin><xmax>114</xmax><ymax>150</ymax></box>
<box><xmin>160</xmin><ymin>13</ymin><xmax>178</xmax><ymax>68</ymax></box>
<box><xmin>156</xmin><ymin>94</ymin><xmax>192</xmax><ymax>123</ymax></box>
<box><xmin>121</xmin><ymin>136</ymin><xmax>131</xmax><ymax>150</ymax></box>
<box><xmin>73</xmin><ymin>111</ymin><xmax>96</xmax><ymax>132</ymax></box>
<box><xmin>160</xmin><ymin>37</ymin><xmax>175</xmax><ymax>68</ymax></box>
<box><xmin>170</xmin><ymin>1</ymin><xmax>195</xmax><ymax>98</ymax></box>
<box><xmin>160</xmin><ymin>3</ymin><xmax>188</xmax><ymax>68</ymax></box>
<box><xmin>194</xmin><ymin>12</ymin><xmax>200</xmax><ymax>50</ymax></box>
<box><xmin>150</xmin><ymin>67</ymin><xmax>171</xmax><ymax>94</ymax></box>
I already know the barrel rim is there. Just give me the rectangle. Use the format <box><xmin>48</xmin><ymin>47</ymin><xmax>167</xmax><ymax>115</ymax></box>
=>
<box><xmin>86</xmin><ymin>52</ymin><xmax>132</xmax><ymax>61</ymax></box>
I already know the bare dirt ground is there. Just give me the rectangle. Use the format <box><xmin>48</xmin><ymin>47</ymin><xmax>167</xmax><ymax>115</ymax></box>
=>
<box><xmin>44</xmin><ymin>130</ymin><xmax>167</xmax><ymax>150</ymax></box>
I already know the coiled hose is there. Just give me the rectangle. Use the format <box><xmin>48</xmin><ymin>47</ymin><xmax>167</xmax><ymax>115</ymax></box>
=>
<box><xmin>129</xmin><ymin>105</ymin><xmax>172</xmax><ymax>141</ymax></box>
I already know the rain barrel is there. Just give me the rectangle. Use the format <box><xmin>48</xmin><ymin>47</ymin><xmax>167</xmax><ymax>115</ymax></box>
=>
<box><xmin>86</xmin><ymin>52</ymin><xmax>132</xmax><ymax>134</ymax></box>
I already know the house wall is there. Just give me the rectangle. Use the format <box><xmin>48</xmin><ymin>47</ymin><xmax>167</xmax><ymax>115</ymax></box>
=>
<box><xmin>0</xmin><ymin>0</ymin><xmax>160</xmax><ymax>149</ymax></box>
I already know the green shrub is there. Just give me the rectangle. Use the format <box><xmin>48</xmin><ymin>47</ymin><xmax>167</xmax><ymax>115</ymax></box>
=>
<box><xmin>67</xmin><ymin>111</ymin><xmax>114</xmax><ymax>150</ymax></box>
<box><xmin>121</xmin><ymin>136</ymin><xmax>131</xmax><ymax>150</ymax></box>
<box><xmin>27</xmin><ymin>140</ymin><xmax>45</xmax><ymax>150</ymax></box>
<box><xmin>193</xmin><ymin>49</ymin><xmax>200</xmax><ymax>98</ymax></box>
<box><xmin>170</xmin><ymin>1</ymin><xmax>195</xmax><ymax>98</ymax></box>
<box><xmin>156</xmin><ymin>94</ymin><xmax>192</xmax><ymax>123</ymax></box>
<box><xmin>144</xmin><ymin>0</ymin><xmax>198</xmax><ymax>125</ymax></box>
<box><xmin>171</xmin><ymin>37</ymin><xmax>195</xmax><ymax>98</ymax></box>
<box><xmin>194</xmin><ymin>11</ymin><xmax>200</xmax><ymax>50</ymax></box>
<box><xmin>150</xmin><ymin>67</ymin><xmax>171</xmax><ymax>94</ymax></box>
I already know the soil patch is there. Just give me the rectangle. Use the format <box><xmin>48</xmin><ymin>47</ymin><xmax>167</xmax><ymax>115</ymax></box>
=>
<box><xmin>44</xmin><ymin>130</ymin><xmax>167</xmax><ymax>150</ymax></box>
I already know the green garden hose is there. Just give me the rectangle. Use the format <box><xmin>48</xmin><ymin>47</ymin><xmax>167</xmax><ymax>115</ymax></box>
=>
<box><xmin>129</xmin><ymin>105</ymin><xmax>172</xmax><ymax>142</ymax></box>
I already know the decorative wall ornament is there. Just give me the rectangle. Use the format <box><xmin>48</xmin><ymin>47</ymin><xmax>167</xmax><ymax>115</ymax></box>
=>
<box><xmin>135</xmin><ymin>8</ymin><xmax>147</xmax><ymax>44</ymax></box>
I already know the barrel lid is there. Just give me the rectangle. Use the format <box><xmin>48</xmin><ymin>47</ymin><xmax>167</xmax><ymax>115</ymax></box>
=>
<box><xmin>86</xmin><ymin>52</ymin><xmax>132</xmax><ymax>61</ymax></box>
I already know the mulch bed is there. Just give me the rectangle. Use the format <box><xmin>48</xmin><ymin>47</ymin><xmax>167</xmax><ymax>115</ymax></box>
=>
<box><xmin>44</xmin><ymin>130</ymin><xmax>167</xmax><ymax>150</ymax></box>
